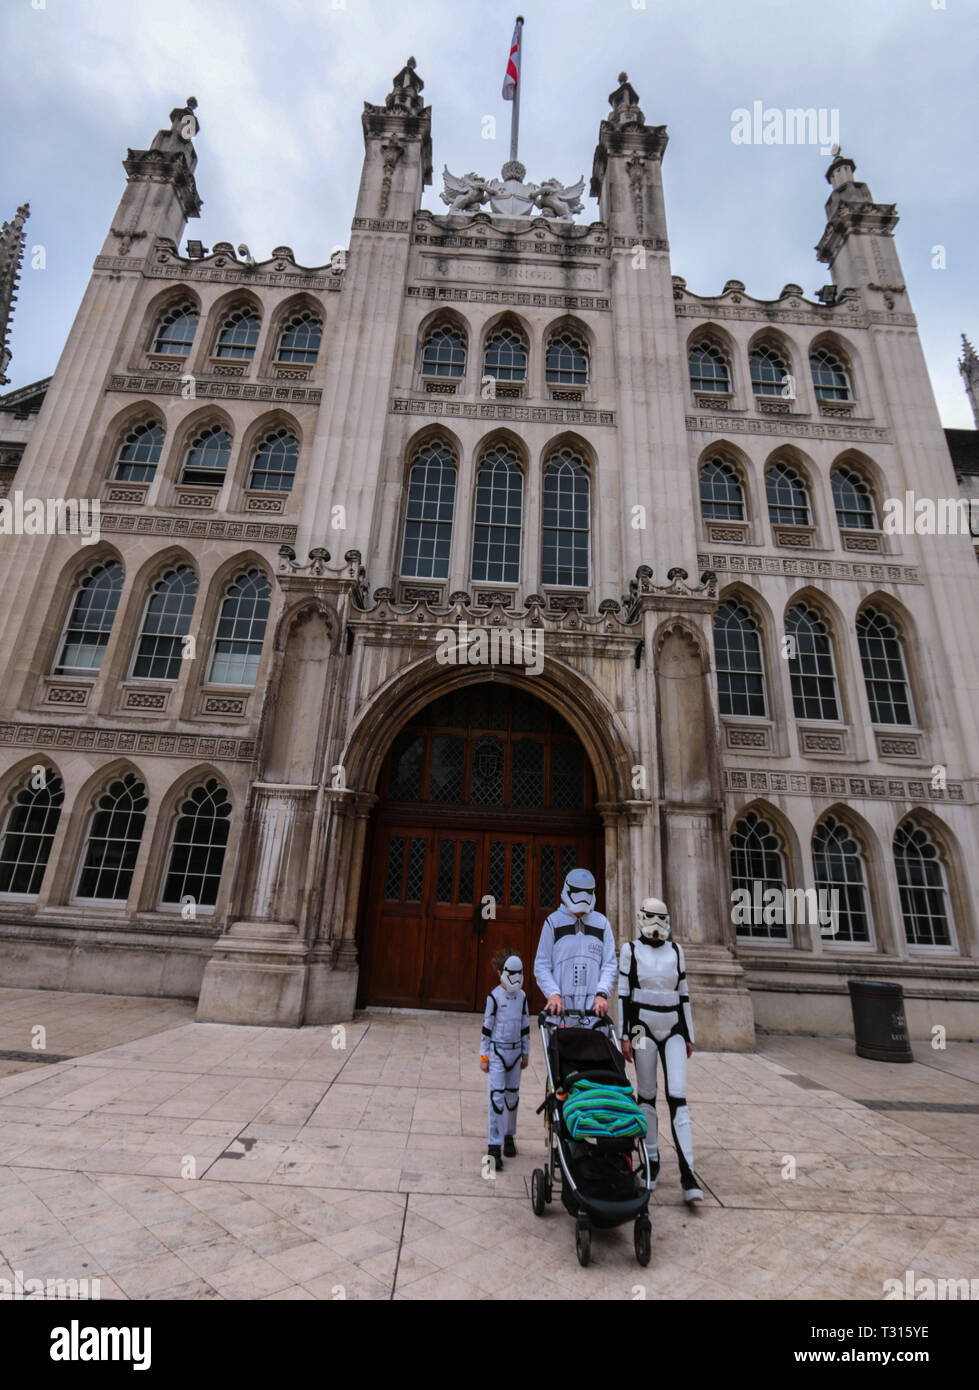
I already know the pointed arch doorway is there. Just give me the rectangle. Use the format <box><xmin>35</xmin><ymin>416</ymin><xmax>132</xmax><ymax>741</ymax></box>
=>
<box><xmin>357</xmin><ymin>680</ymin><xmax>604</xmax><ymax>1012</ymax></box>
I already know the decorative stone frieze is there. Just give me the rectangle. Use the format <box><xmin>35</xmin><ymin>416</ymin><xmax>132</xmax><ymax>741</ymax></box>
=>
<box><xmin>392</xmin><ymin>397</ymin><xmax>615</xmax><ymax>427</ymax></box>
<box><xmin>699</xmin><ymin>551</ymin><xmax>920</xmax><ymax>584</ymax></box>
<box><xmin>106</xmin><ymin>373</ymin><xmax>322</xmax><ymax>406</ymax></box>
<box><xmin>406</xmin><ymin>285</ymin><xmax>610</xmax><ymax>311</ymax></box>
<box><xmin>0</xmin><ymin>722</ymin><xmax>255</xmax><ymax>761</ymax></box>
<box><xmin>686</xmin><ymin>412</ymin><xmax>889</xmax><ymax>443</ymax></box>
<box><xmin>97</xmin><ymin>514</ymin><xmax>297</xmax><ymax>543</ymax></box>
<box><xmin>724</xmin><ymin>768</ymin><xmax>968</xmax><ymax>803</ymax></box>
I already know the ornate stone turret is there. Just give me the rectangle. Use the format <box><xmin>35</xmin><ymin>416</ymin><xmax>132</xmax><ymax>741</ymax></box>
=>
<box><xmin>101</xmin><ymin>97</ymin><xmax>202</xmax><ymax>257</ymax></box>
<box><xmin>959</xmin><ymin>334</ymin><xmax>979</xmax><ymax>428</ymax></box>
<box><xmin>590</xmin><ymin>73</ymin><xmax>669</xmax><ymax>244</ymax></box>
<box><xmin>385</xmin><ymin>56</ymin><xmax>426</xmax><ymax>115</ymax></box>
<box><xmin>815</xmin><ymin>151</ymin><xmax>901</xmax><ymax>297</ymax></box>
<box><xmin>358</xmin><ymin>57</ymin><xmax>432</xmax><ymax>221</ymax></box>
<box><xmin>0</xmin><ymin>203</ymin><xmax>29</xmax><ymax>385</ymax></box>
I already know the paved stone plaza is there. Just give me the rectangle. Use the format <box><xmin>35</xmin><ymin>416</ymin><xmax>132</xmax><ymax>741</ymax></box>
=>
<box><xmin>0</xmin><ymin>987</ymin><xmax>975</xmax><ymax>1300</ymax></box>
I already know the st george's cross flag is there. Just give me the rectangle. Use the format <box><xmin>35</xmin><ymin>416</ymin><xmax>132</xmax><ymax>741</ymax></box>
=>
<box><xmin>502</xmin><ymin>19</ymin><xmax>521</xmax><ymax>100</ymax></box>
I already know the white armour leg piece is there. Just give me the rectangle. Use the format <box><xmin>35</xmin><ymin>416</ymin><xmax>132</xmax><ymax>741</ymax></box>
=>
<box><xmin>663</xmin><ymin>1031</ymin><xmax>696</xmax><ymax>1182</ymax></box>
<box><xmin>488</xmin><ymin>1048</ymin><xmax>521</xmax><ymax>1146</ymax></box>
<box><xmin>631</xmin><ymin>1032</ymin><xmax>659</xmax><ymax>1162</ymax></box>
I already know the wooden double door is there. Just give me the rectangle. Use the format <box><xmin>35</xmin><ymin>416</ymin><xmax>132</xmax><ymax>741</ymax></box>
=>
<box><xmin>363</xmin><ymin>824</ymin><xmax>599</xmax><ymax>1012</ymax></box>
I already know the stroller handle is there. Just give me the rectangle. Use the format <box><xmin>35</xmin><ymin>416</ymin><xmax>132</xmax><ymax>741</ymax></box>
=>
<box><xmin>538</xmin><ymin>1007</ymin><xmax>614</xmax><ymax>1030</ymax></box>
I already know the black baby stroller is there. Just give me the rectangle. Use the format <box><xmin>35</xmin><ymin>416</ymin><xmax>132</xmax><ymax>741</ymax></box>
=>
<box><xmin>531</xmin><ymin>1009</ymin><xmax>653</xmax><ymax>1266</ymax></box>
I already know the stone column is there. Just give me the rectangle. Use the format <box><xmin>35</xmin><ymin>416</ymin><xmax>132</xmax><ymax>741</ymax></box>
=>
<box><xmin>196</xmin><ymin>783</ymin><xmax>316</xmax><ymax>1027</ymax></box>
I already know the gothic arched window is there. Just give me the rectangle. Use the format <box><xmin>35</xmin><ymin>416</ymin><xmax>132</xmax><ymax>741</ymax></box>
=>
<box><xmin>766</xmin><ymin>462</ymin><xmax>811</xmax><ymax>527</ymax></box>
<box><xmin>74</xmin><ymin>773</ymin><xmax>148</xmax><ymax>902</ymax></box>
<box><xmin>545</xmin><ymin>333</ymin><xmax>589</xmax><ymax>387</ymax></box>
<box><xmin>151</xmin><ymin>301</ymin><xmax>199</xmax><ymax>357</ymax></box>
<box><xmin>750</xmin><ymin>344</ymin><xmax>789</xmax><ymax>397</ymax></box>
<box><xmin>483</xmin><ymin>327</ymin><xmax>528</xmax><ymax>383</ymax></box>
<box><xmin>0</xmin><ymin>771</ymin><xmax>64</xmax><ymax>896</ymax></box>
<box><xmin>399</xmin><ymin>442</ymin><xmax>457</xmax><ymax>580</ymax></box>
<box><xmin>812</xmin><ymin>815</ymin><xmax>872</xmax><ymax>944</ymax></box>
<box><xmin>112</xmin><ymin>421</ymin><xmax>165</xmax><ymax>483</ymax></box>
<box><xmin>207</xmin><ymin>570</ymin><xmax>272</xmax><ymax>686</ymax></box>
<box><xmin>160</xmin><ymin>779</ymin><xmax>233</xmax><ymax>909</ymax></box>
<box><xmin>856</xmin><ymin>607</ymin><xmax>914</xmax><ymax>726</ymax></box>
<box><xmin>180</xmin><ymin>424</ymin><xmax>232</xmax><ymax>486</ymax></box>
<box><xmin>214</xmin><ymin>305</ymin><xmax>261</xmax><ymax>360</ymax></box>
<box><xmin>714</xmin><ymin>599</ymin><xmax>767</xmax><ymax>717</ymax></box>
<box><xmin>421</xmin><ymin>324</ymin><xmax>466</xmax><ymax>378</ymax></box>
<box><xmin>894</xmin><ymin>821</ymin><xmax>953</xmax><ymax>948</ymax></box>
<box><xmin>730</xmin><ymin>810</ymin><xmax>789</xmax><ymax>941</ymax></box>
<box><xmin>689</xmin><ymin>341</ymin><xmax>730</xmax><ymax>393</ymax></box>
<box><xmin>810</xmin><ymin>346</ymin><xmax>852</xmax><ymax>401</ymax></box>
<box><xmin>248</xmin><ymin>428</ymin><xmax>299</xmax><ymax>492</ymax></box>
<box><xmin>471</xmin><ymin>444</ymin><xmax>523</xmax><ymax>584</ymax></box>
<box><xmin>832</xmin><ymin>466</ymin><xmax>878</xmax><ymax>530</ymax></box>
<box><xmin>700</xmin><ymin>459</ymin><xmax>745</xmax><ymax>521</ymax></box>
<box><xmin>130</xmin><ymin>566</ymin><xmax>198</xmax><ymax>682</ymax></box>
<box><xmin>275</xmin><ymin>311</ymin><xmax>322</xmax><ymax>365</ymax></box>
<box><xmin>786</xmin><ymin>603</ymin><xmax>841</xmax><ymax>721</ymax></box>
<box><xmin>54</xmin><ymin>561</ymin><xmax>124</xmax><ymax>676</ymax></box>
<box><xmin>541</xmin><ymin>448</ymin><xmax>590</xmax><ymax>587</ymax></box>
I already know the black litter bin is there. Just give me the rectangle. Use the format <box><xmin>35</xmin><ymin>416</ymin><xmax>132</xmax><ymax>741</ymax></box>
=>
<box><xmin>847</xmin><ymin>979</ymin><xmax>914</xmax><ymax>1062</ymax></box>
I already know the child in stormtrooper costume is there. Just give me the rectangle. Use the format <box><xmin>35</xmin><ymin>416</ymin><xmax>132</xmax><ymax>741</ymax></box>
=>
<box><xmin>480</xmin><ymin>952</ymin><xmax>530</xmax><ymax>1170</ymax></box>
<box><xmin>618</xmin><ymin>897</ymin><xmax>703</xmax><ymax>1203</ymax></box>
<box><xmin>534</xmin><ymin>868</ymin><xmax>617</xmax><ymax>1020</ymax></box>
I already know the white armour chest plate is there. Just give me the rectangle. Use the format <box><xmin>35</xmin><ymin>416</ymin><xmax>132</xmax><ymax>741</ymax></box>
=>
<box><xmin>633</xmin><ymin>941</ymin><xmax>680</xmax><ymax>992</ymax></box>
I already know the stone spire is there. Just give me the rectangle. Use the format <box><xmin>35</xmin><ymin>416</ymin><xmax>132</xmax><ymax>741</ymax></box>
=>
<box><xmin>606</xmin><ymin>73</ymin><xmax>646</xmax><ymax>130</ymax></box>
<box><xmin>960</xmin><ymin>334</ymin><xmax>979</xmax><ymax>428</ymax></box>
<box><xmin>591</xmin><ymin>73</ymin><xmax>669</xmax><ymax>242</ymax></box>
<box><xmin>815</xmin><ymin>150</ymin><xmax>900</xmax><ymax>290</ymax></box>
<box><xmin>358</xmin><ymin>58</ymin><xmax>433</xmax><ymax>219</ymax></box>
<box><xmin>0</xmin><ymin>203</ymin><xmax>29</xmax><ymax>386</ymax></box>
<box><xmin>100</xmin><ymin>96</ymin><xmax>202</xmax><ymax>259</ymax></box>
<box><xmin>385</xmin><ymin>56</ymin><xmax>425</xmax><ymax>115</ymax></box>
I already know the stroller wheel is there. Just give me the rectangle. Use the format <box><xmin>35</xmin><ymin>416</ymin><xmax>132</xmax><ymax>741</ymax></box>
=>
<box><xmin>575</xmin><ymin>1216</ymin><xmax>591</xmax><ymax>1267</ymax></box>
<box><xmin>634</xmin><ymin>1216</ymin><xmax>651</xmax><ymax>1267</ymax></box>
<box><xmin>543</xmin><ymin>1169</ymin><xmax>553</xmax><ymax>1204</ymax></box>
<box><xmin>531</xmin><ymin>1168</ymin><xmax>546</xmax><ymax>1217</ymax></box>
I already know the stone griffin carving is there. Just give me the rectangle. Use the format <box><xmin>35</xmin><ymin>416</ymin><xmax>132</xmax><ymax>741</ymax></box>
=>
<box><xmin>440</xmin><ymin>167</ymin><xmax>500</xmax><ymax>213</ymax></box>
<box><xmin>534</xmin><ymin>176</ymin><xmax>585</xmax><ymax>220</ymax></box>
<box><xmin>440</xmin><ymin>161</ymin><xmax>585</xmax><ymax>221</ymax></box>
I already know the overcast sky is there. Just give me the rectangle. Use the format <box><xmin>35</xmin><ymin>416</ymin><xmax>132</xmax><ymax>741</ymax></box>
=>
<box><xmin>3</xmin><ymin>0</ymin><xmax>977</xmax><ymax>425</ymax></box>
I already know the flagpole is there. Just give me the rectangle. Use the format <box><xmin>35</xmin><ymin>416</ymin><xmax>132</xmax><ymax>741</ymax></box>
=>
<box><xmin>509</xmin><ymin>15</ymin><xmax>524</xmax><ymax>162</ymax></box>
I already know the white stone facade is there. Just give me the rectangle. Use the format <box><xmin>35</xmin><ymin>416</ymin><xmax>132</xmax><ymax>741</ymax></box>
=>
<box><xmin>0</xmin><ymin>70</ymin><xmax>975</xmax><ymax>1047</ymax></box>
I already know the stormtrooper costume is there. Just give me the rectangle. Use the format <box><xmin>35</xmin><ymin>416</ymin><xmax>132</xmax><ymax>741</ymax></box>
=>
<box><xmin>481</xmin><ymin>955</ymin><xmax>530</xmax><ymax>1161</ymax></box>
<box><xmin>618</xmin><ymin>897</ymin><xmax>702</xmax><ymax>1203</ymax></box>
<box><xmin>534</xmin><ymin>868</ymin><xmax>617</xmax><ymax>1018</ymax></box>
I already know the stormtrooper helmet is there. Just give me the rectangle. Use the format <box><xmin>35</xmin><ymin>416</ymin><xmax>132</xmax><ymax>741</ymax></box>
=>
<box><xmin>637</xmin><ymin>896</ymin><xmax>671</xmax><ymax>943</ymax></box>
<box><xmin>500</xmin><ymin>955</ymin><xmax>523</xmax><ymax>995</ymax></box>
<box><xmin>561</xmin><ymin>867</ymin><xmax>596</xmax><ymax>918</ymax></box>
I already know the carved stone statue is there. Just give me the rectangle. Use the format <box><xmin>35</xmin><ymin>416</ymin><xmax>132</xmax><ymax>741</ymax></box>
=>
<box><xmin>386</xmin><ymin>57</ymin><xmax>425</xmax><ymax>115</ymax></box>
<box><xmin>607</xmin><ymin>72</ymin><xmax>645</xmax><ymax>130</ymax></box>
<box><xmin>440</xmin><ymin>162</ymin><xmax>586</xmax><ymax>221</ymax></box>
<box><xmin>534</xmin><ymin>176</ymin><xmax>585</xmax><ymax>220</ymax></box>
<box><xmin>440</xmin><ymin>168</ymin><xmax>499</xmax><ymax>214</ymax></box>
